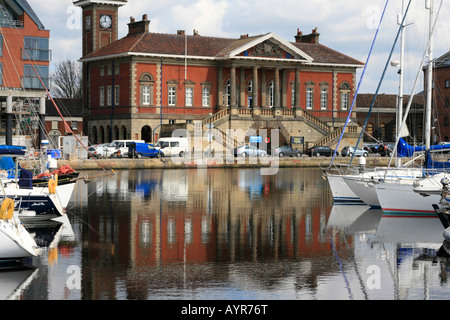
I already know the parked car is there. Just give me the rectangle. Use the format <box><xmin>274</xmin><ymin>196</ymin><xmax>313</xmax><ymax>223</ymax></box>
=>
<box><xmin>234</xmin><ymin>145</ymin><xmax>267</xmax><ymax>157</ymax></box>
<box><xmin>128</xmin><ymin>143</ymin><xmax>164</xmax><ymax>158</ymax></box>
<box><xmin>376</xmin><ymin>143</ymin><xmax>394</xmax><ymax>157</ymax></box>
<box><xmin>273</xmin><ymin>145</ymin><xmax>302</xmax><ymax>157</ymax></box>
<box><xmin>154</xmin><ymin>137</ymin><xmax>189</xmax><ymax>157</ymax></box>
<box><xmin>341</xmin><ymin>146</ymin><xmax>368</xmax><ymax>157</ymax></box>
<box><xmin>305</xmin><ymin>146</ymin><xmax>337</xmax><ymax>157</ymax></box>
<box><xmin>88</xmin><ymin>143</ymin><xmax>109</xmax><ymax>159</ymax></box>
<box><xmin>363</xmin><ymin>144</ymin><xmax>379</xmax><ymax>154</ymax></box>
<box><xmin>103</xmin><ymin>140</ymin><xmax>145</xmax><ymax>158</ymax></box>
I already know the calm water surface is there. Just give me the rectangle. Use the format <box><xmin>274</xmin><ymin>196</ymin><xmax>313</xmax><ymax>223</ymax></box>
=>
<box><xmin>4</xmin><ymin>167</ymin><xmax>450</xmax><ymax>300</ymax></box>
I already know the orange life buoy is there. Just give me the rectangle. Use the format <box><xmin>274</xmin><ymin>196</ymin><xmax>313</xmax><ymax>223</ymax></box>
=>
<box><xmin>48</xmin><ymin>178</ymin><xmax>57</xmax><ymax>194</ymax></box>
<box><xmin>0</xmin><ymin>198</ymin><xmax>15</xmax><ymax>220</ymax></box>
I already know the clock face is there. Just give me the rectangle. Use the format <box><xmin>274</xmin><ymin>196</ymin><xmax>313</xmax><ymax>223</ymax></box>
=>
<box><xmin>99</xmin><ymin>15</ymin><xmax>112</xmax><ymax>28</ymax></box>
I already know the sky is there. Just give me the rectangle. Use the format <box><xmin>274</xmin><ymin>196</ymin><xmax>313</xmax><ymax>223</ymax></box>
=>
<box><xmin>27</xmin><ymin>0</ymin><xmax>450</xmax><ymax>95</ymax></box>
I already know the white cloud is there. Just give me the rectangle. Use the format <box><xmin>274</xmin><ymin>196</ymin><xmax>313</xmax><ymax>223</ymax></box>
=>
<box><xmin>23</xmin><ymin>0</ymin><xmax>450</xmax><ymax>94</ymax></box>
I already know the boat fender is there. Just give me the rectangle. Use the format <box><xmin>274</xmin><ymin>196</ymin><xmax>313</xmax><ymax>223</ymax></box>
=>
<box><xmin>0</xmin><ymin>198</ymin><xmax>15</xmax><ymax>220</ymax></box>
<box><xmin>48</xmin><ymin>178</ymin><xmax>57</xmax><ymax>194</ymax></box>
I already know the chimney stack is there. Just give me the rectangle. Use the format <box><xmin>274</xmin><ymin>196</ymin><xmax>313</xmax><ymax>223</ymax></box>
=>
<box><xmin>127</xmin><ymin>14</ymin><xmax>150</xmax><ymax>35</ymax></box>
<box><xmin>295</xmin><ymin>27</ymin><xmax>320</xmax><ymax>44</ymax></box>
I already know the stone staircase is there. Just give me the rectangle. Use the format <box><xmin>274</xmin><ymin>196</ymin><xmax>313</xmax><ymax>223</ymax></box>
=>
<box><xmin>196</xmin><ymin>107</ymin><xmax>354</xmax><ymax>150</ymax></box>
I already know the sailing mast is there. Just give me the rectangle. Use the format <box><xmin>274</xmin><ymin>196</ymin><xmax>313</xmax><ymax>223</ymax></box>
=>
<box><xmin>396</xmin><ymin>0</ymin><xmax>406</xmax><ymax>168</ymax></box>
<box><xmin>425</xmin><ymin>0</ymin><xmax>434</xmax><ymax>151</ymax></box>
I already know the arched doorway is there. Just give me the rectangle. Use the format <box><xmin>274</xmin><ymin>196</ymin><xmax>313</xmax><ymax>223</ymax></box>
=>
<box><xmin>99</xmin><ymin>126</ymin><xmax>105</xmax><ymax>143</ymax></box>
<box><xmin>92</xmin><ymin>126</ymin><xmax>98</xmax><ymax>144</ymax></box>
<box><xmin>114</xmin><ymin>126</ymin><xmax>119</xmax><ymax>140</ymax></box>
<box><xmin>121</xmin><ymin>126</ymin><xmax>127</xmax><ymax>140</ymax></box>
<box><xmin>141</xmin><ymin>125</ymin><xmax>152</xmax><ymax>142</ymax></box>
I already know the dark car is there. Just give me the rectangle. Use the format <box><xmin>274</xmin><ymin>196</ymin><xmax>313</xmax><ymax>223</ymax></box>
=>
<box><xmin>305</xmin><ymin>145</ymin><xmax>338</xmax><ymax>157</ymax></box>
<box><xmin>128</xmin><ymin>143</ymin><xmax>164</xmax><ymax>159</ymax></box>
<box><xmin>273</xmin><ymin>145</ymin><xmax>302</xmax><ymax>157</ymax></box>
<box><xmin>376</xmin><ymin>143</ymin><xmax>394</xmax><ymax>157</ymax></box>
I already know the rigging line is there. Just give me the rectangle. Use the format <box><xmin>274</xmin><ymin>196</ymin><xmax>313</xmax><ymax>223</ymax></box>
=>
<box><xmin>386</xmin><ymin>0</ymin><xmax>445</xmax><ymax>173</ymax></box>
<box><xmin>329</xmin><ymin>0</ymin><xmax>391</xmax><ymax>168</ymax></box>
<box><xmin>330</xmin><ymin>231</ymin><xmax>353</xmax><ymax>300</ymax></box>
<box><xmin>21</xmin><ymin>49</ymin><xmax>114</xmax><ymax>174</ymax></box>
<box><xmin>0</xmin><ymin>4</ymin><xmax>86</xmax><ymax>148</ymax></box>
<box><xmin>348</xmin><ymin>0</ymin><xmax>412</xmax><ymax>167</ymax></box>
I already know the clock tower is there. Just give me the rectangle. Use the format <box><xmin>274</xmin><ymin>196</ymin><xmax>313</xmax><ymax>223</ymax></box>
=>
<box><xmin>73</xmin><ymin>0</ymin><xmax>127</xmax><ymax>56</ymax></box>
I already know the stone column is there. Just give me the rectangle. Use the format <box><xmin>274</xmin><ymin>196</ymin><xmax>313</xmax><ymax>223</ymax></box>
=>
<box><xmin>295</xmin><ymin>69</ymin><xmax>301</xmax><ymax>109</ymax></box>
<box><xmin>261</xmin><ymin>70</ymin><xmax>266</xmax><ymax>108</ymax></box>
<box><xmin>218</xmin><ymin>66</ymin><xmax>224</xmax><ymax>108</ymax></box>
<box><xmin>274</xmin><ymin>68</ymin><xmax>280</xmax><ymax>109</ymax></box>
<box><xmin>239</xmin><ymin>67</ymin><xmax>246</xmax><ymax>108</ymax></box>
<box><xmin>252</xmin><ymin>66</ymin><xmax>259</xmax><ymax>108</ymax></box>
<box><xmin>281</xmin><ymin>70</ymin><xmax>287</xmax><ymax>108</ymax></box>
<box><xmin>230</xmin><ymin>66</ymin><xmax>237</xmax><ymax>108</ymax></box>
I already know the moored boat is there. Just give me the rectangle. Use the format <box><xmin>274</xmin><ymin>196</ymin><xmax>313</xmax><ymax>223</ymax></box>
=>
<box><xmin>0</xmin><ymin>198</ymin><xmax>39</xmax><ymax>261</ymax></box>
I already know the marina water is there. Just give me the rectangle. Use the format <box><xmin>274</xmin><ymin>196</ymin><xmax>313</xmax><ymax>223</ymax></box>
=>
<box><xmin>6</xmin><ymin>167</ymin><xmax>450</xmax><ymax>300</ymax></box>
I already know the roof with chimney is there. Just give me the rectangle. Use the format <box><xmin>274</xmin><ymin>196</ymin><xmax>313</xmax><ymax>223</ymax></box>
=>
<box><xmin>80</xmin><ymin>15</ymin><xmax>364</xmax><ymax>67</ymax></box>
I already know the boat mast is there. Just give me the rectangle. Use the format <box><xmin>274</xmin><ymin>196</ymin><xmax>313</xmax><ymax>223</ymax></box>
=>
<box><xmin>425</xmin><ymin>0</ymin><xmax>434</xmax><ymax>150</ymax></box>
<box><xmin>396</xmin><ymin>0</ymin><xmax>406</xmax><ymax>168</ymax></box>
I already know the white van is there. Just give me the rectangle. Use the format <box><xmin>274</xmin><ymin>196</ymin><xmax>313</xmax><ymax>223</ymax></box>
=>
<box><xmin>155</xmin><ymin>137</ymin><xmax>189</xmax><ymax>157</ymax></box>
<box><xmin>103</xmin><ymin>140</ymin><xmax>145</xmax><ymax>158</ymax></box>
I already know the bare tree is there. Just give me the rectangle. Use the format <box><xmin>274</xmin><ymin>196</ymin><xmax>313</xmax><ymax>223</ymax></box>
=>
<box><xmin>50</xmin><ymin>59</ymin><xmax>82</xmax><ymax>99</ymax></box>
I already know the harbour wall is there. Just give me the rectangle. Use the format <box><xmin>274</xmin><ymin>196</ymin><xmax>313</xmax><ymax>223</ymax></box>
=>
<box><xmin>44</xmin><ymin>156</ymin><xmax>420</xmax><ymax>171</ymax></box>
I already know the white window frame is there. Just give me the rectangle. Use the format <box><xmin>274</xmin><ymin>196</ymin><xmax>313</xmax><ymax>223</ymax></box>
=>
<box><xmin>142</xmin><ymin>85</ymin><xmax>151</xmax><ymax>105</ymax></box>
<box><xmin>168</xmin><ymin>86</ymin><xmax>176</xmax><ymax>106</ymax></box>
<box><xmin>114</xmin><ymin>85</ymin><xmax>120</xmax><ymax>106</ymax></box>
<box><xmin>341</xmin><ymin>92</ymin><xmax>349</xmax><ymax>111</ymax></box>
<box><xmin>99</xmin><ymin>87</ymin><xmax>105</xmax><ymax>106</ymax></box>
<box><xmin>268</xmin><ymin>81</ymin><xmax>274</xmax><ymax>108</ymax></box>
<box><xmin>185</xmin><ymin>87</ymin><xmax>193</xmax><ymax>107</ymax></box>
<box><xmin>202</xmin><ymin>87</ymin><xmax>210</xmax><ymax>107</ymax></box>
<box><xmin>107</xmin><ymin>86</ymin><xmax>112</xmax><ymax>106</ymax></box>
<box><xmin>306</xmin><ymin>87</ymin><xmax>313</xmax><ymax>110</ymax></box>
<box><xmin>321</xmin><ymin>87</ymin><xmax>328</xmax><ymax>110</ymax></box>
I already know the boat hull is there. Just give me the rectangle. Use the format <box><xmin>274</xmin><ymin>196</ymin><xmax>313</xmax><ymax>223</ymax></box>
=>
<box><xmin>326</xmin><ymin>173</ymin><xmax>364</xmax><ymax>204</ymax></box>
<box><xmin>1</xmin><ymin>184</ymin><xmax>66</xmax><ymax>220</ymax></box>
<box><xmin>0</xmin><ymin>220</ymin><xmax>38</xmax><ymax>260</ymax></box>
<box><xmin>344</xmin><ymin>177</ymin><xmax>381</xmax><ymax>208</ymax></box>
<box><xmin>375</xmin><ymin>182</ymin><xmax>439</xmax><ymax>218</ymax></box>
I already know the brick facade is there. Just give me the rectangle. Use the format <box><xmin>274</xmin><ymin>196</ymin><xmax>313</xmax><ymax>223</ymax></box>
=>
<box><xmin>75</xmin><ymin>1</ymin><xmax>364</xmax><ymax>146</ymax></box>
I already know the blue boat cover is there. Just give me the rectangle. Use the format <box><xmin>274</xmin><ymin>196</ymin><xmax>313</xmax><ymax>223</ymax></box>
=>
<box><xmin>0</xmin><ymin>146</ymin><xmax>26</xmax><ymax>178</ymax></box>
<box><xmin>397</xmin><ymin>138</ymin><xmax>450</xmax><ymax>158</ymax></box>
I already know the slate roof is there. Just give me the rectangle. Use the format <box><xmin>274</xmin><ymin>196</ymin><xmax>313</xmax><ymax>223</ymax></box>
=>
<box><xmin>356</xmin><ymin>93</ymin><xmax>424</xmax><ymax>110</ymax></box>
<box><xmin>81</xmin><ymin>31</ymin><xmax>364</xmax><ymax>67</ymax></box>
<box><xmin>46</xmin><ymin>98</ymin><xmax>82</xmax><ymax>117</ymax></box>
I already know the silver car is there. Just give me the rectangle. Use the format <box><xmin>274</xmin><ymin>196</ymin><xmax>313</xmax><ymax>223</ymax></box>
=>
<box><xmin>234</xmin><ymin>145</ymin><xmax>267</xmax><ymax>157</ymax></box>
<box><xmin>341</xmin><ymin>146</ymin><xmax>368</xmax><ymax>157</ymax></box>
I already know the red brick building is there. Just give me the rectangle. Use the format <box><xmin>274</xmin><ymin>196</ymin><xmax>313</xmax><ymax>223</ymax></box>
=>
<box><xmin>432</xmin><ymin>51</ymin><xmax>450</xmax><ymax>143</ymax></box>
<box><xmin>75</xmin><ymin>0</ymin><xmax>364</xmax><ymax>146</ymax></box>
<box><xmin>0</xmin><ymin>0</ymin><xmax>51</xmax><ymax>146</ymax></box>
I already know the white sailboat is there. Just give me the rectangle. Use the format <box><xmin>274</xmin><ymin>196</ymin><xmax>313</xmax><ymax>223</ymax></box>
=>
<box><xmin>0</xmin><ymin>198</ymin><xmax>39</xmax><ymax>261</ymax></box>
<box><xmin>374</xmin><ymin>0</ymin><xmax>446</xmax><ymax>217</ymax></box>
<box><xmin>0</xmin><ymin>148</ymin><xmax>65</xmax><ymax>220</ymax></box>
<box><xmin>324</xmin><ymin>1</ymin><xmax>420</xmax><ymax>205</ymax></box>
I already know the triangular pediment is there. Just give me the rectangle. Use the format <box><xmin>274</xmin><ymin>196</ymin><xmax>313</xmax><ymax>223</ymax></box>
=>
<box><xmin>221</xmin><ymin>33</ymin><xmax>313</xmax><ymax>62</ymax></box>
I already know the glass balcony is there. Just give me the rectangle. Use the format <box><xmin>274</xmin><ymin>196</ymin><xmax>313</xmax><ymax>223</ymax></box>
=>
<box><xmin>22</xmin><ymin>48</ymin><xmax>52</xmax><ymax>62</ymax></box>
<box><xmin>0</xmin><ymin>19</ymin><xmax>24</xmax><ymax>28</ymax></box>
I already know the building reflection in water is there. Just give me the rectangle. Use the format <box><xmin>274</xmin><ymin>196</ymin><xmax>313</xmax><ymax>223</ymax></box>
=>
<box><xmin>77</xmin><ymin>168</ymin><xmax>335</xmax><ymax>299</ymax></box>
